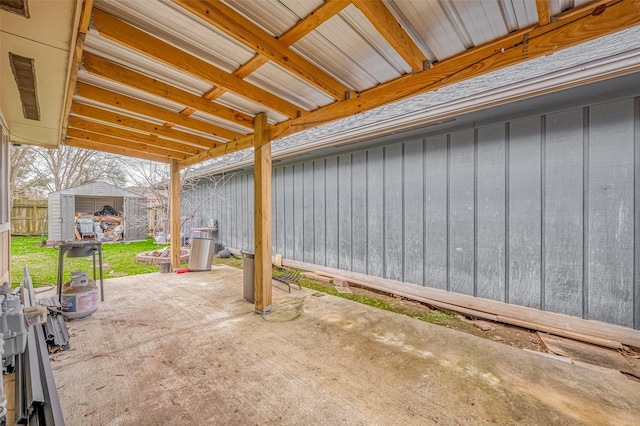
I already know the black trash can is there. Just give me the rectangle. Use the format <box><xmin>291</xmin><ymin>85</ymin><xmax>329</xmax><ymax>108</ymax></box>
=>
<box><xmin>241</xmin><ymin>250</ymin><xmax>254</xmax><ymax>303</ymax></box>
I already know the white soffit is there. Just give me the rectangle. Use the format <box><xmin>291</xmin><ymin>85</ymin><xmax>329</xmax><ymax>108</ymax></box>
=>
<box><xmin>1</xmin><ymin>0</ymin><xmax>79</xmax><ymax>146</ymax></box>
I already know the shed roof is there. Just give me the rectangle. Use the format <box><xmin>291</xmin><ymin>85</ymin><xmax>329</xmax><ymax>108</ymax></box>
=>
<box><xmin>48</xmin><ymin>181</ymin><xmax>141</xmax><ymax>197</ymax></box>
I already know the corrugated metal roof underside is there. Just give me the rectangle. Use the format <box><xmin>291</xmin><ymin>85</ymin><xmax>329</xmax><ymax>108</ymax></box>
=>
<box><xmin>63</xmin><ymin>0</ymin><xmax>640</xmax><ymax>165</ymax></box>
<box><xmin>189</xmin><ymin>25</ymin><xmax>640</xmax><ymax>175</ymax></box>
<box><xmin>91</xmin><ymin>0</ymin><xmax>573</xmax><ymax>108</ymax></box>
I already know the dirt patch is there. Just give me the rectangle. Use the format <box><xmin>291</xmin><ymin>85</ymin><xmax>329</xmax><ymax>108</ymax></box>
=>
<box><xmin>333</xmin><ymin>281</ymin><xmax>546</xmax><ymax>352</ymax></box>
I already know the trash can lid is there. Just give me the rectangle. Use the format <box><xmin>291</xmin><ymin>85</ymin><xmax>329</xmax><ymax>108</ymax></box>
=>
<box><xmin>241</xmin><ymin>250</ymin><xmax>254</xmax><ymax>258</ymax></box>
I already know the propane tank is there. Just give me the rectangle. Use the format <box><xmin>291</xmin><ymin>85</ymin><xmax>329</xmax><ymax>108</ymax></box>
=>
<box><xmin>61</xmin><ymin>270</ymin><xmax>98</xmax><ymax>319</ymax></box>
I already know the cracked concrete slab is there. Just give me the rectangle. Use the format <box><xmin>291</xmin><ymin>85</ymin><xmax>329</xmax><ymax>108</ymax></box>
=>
<box><xmin>50</xmin><ymin>265</ymin><xmax>640</xmax><ymax>425</ymax></box>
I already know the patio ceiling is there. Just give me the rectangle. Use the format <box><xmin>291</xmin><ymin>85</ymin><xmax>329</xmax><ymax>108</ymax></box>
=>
<box><xmin>61</xmin><ymin>0</ymin><xmax>640</xmax><ymax>166</ymax></box>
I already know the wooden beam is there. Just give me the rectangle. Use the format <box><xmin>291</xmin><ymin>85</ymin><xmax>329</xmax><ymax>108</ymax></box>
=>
<box><xmin>60</xmin><ymin>0</ymin><xmax>94</xmax><ymax>143</ymax></box>
<box><xmin>173</xmin><ymin>0</ymin><xmax>350</xmax><ymax>101</ymax></box>
<box><xmin>536</xmin><ymin>0</ymin><xmax>551</xmax><ymax>26</ymax></box>
<box><xmin>270</xmin><ymin>0</ymin><xmax>640</xmax><ymax>140</ymax></box>
<box><xmin>253</xmin><ymin>113</ymin><xmax>272</xmax><ymax>314</ymax></box>
<box><xmin>76</xmin><ymin>83</ymin><xmax>241</xmax><ymax>140</ymax></box>
<box><xmin>82</xmin><ymin>53</ymin><xmax>254</xmax><ymax>130</ymax></box>
<box><xmin>278</xmin><ymin>0</ymin><xmax>350</xmax><ymax>45</ymax></box>
<box><xmin>202</xmin><ymin>0</ymin><xmax>349</xmax><ymax>102</ymax></box>
<box><xmin>556</xmin><ymin>0</ymin><xmax>611</xmax><ymax>20</ymax></box>
<box><xmin>179</xmin><ymin>134</ymin><xmax>255</xmax><ymax>168</ymax></box>
<box><xmin>92</xmin><ymin>8</ymin><xmax>304</xmax><ymax>118</ymax></box>
<box><xmin>351</xmin><ymin>0</ymin><xmax>427</xmax><ymax>72</ymax></box>
<box><xmin>71</xmin><ymin>102</ymin><xmax>218</xmax><ymax>149</ymax></box>
<box><xmin>66</xmin><ymin>138</ymin><xmax>170</xmax><ymax>163</ymax></box>
<box><xmin>170</xmin><ymin>159</ymin><xmax>181</xmax><ymax>269</ymax></box>
<box><xmin>67</xmin><ymin>128</ymin><xmax>187</xmax><ymax>159</ymax></box>
<box><xmin>68</xmin><ymin>116</ymin><xmax>201</xmax><ymax>155</ymax></box>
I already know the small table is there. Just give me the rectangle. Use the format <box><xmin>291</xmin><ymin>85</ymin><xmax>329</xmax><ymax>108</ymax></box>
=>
<box><xmin>56</xmin><ymin>241</ymin><xmax>105</xmax><ymax>302</ymax></box>
<box><xmin>190</xmin><ymin>227</ymin><xmax>218</xmax><ymax>239</ymax></box>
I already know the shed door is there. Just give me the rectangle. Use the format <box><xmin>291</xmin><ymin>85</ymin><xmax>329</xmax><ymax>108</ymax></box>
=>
<box><xmin>60</xmin><ymin>194</ymin><xmax>75</xmax><ymax>240</ymax></box>
<box><xmin>124</xmin><ymin>196</ymin><xmax>147</xmax><ymax>240</ymax></box>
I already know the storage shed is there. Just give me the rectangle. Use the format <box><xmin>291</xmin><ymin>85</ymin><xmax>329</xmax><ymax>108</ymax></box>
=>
<box><xmin>48</xmin><ymin>182</ymin><xmax>147</xmax><ymax>242</ymax></box>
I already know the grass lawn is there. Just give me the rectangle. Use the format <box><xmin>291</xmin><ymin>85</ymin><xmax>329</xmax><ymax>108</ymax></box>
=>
<box><xmin>10</xmin><ymin>236</ymin><xmax>170</xmax><ymax>287</ymax></box>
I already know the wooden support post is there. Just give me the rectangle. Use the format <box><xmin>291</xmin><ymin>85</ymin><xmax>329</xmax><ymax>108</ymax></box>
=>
<box><xmin>253</xmin><ymin>113</ymin><xmax>272</xmax><ymax>314</ymax></box>
<box><xmin>170</xmin><ymin>159</ymin><xmax>181</xmax><ymax>270</ymax></box>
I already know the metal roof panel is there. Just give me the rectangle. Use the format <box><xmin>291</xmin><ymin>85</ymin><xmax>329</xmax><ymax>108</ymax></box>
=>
<box><xmin>290</xmin><ymin>4</ymin><xmax>413</xmax><ymax>92</ymax></box>
<box><xmin>223</xmin><ymin>0</ymin><xmax>306</xmax><ymax>37</ymax></box>
<box><xmin>216</xmin><ymin>92</ymin><xmax>289</xmax><ymax>124</ymax></box>
<box><xmin>95</xmin><ymin>0</ymin><xmax>255</xmax><ymax>72</ymax></box>
<box><xmin>77</xmin><ymin>71</ymin><xmax>185</xmax><ymax>113</ymax></box>
<box><xmin>510</xmin><ymin>0</ymin><xmax>539</xmax><ymax>28</ymax></box>
<box><xmin>246</xmin><ymin>62</ymin><xmax>335</xmax><ymax>111</ymax></box>
<box><xmin>387</xmin><ymin>0</ymin><xmax>467</xmax><ymax>61</ymax></box>
<box><xmin>84</xmin><ymin>33</ymin><xmax>213</xmax><ymax>95</ymax></box>
<box><xmin>292</xmin><ymin>31</ymin><xmax>376</xmax><ymax>92</ymax></box>
<box><xmin>450</xmin><ymin>0</ymin><xmax>509</xmax><ymax>46</ymax></box>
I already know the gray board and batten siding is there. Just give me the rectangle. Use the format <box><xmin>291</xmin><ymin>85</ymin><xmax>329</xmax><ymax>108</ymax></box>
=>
<box><xmin>182</xmin><ymin>96</ymin><xmax>640</xmax><ymax>330</ymax></box>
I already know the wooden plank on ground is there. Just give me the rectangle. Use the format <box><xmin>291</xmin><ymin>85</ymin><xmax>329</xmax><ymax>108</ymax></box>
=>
<box><xmin>538</xmin><ymin>332</ymin><xmax>632</xmax><ymax>373</ymax></box>
<box><xmin>300</xmin><ymin>272</ymin><xmax>333</xmax><ymax>283</ymax></box>
<box><xmin>283</xmin><ymin>258</ymin><xmax>640</xmax><ymax>348</ymax></box>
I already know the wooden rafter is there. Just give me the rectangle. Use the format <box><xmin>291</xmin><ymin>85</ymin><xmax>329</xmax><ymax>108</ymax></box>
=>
<box><xmin>68</xmin><ymin>116</ymin><xmax>201</xmax><ymax>155</ymax></box>
<box><xmin>82</xmin><ymin>53</ymin><xmax>254</xmax><ymax>130</ymax></box>
<box><xmin>60</xmin><ymin>0</ymin><xmax>94</xmax><ymax>141</ymax></box>
<box><xmin>71</xmin><ymin>102</ymin><xmax>218</xmax><ymax>149</ymax></box>
<box><xmin>179</xmin><ymin>134</ymin><xmax>254</xmax><ymax>168</ymax></box>
<box><xmin>536</xmin><ymin>0</ymin><xmax>551</xmax><ymax>26</ymax></box>
<box><xmin>67</xmin><ymin>128</ymin><xmax>188</xmax><ymax>159</ymax></box>
<box><xmin>91</xmin><ymin>8</ymin><xmax>304</xmax><ymax>118</ymax></box>
<box><xmin>202</xmin><ymin>0</ymin><xmax>349</xmax><ymax>102</ymax></box>
<box><xmin>268</xmin><ymin>0</ymin><xmax>640</xmax><ymax>140</ymax></box>
<box><xmin>75</xmin><ymin>83</ymin><xmax>241</xmax><ymax>140</ymax></box>
<box><xmin>351</xmin><ymin>0</ymin><xmax>427</xmax><ymax>72</ymax></box>
<box><xmin>66</xmin><ymin>137</ymin><xmax>171</xmax><ymax>163</ymax></box>
<box><xmin>173</xmin><ymin>0</ymin><xmax>351</xmax><ymax>101</ymax></box>
<box><xmin>73</xmin><ymin>0</ymin><xmax>639</xmax><ymax>169</ymax></box>
<box><xmin>278</xmin><ymin>0</ymin><xmax>350</xmax><ymax>45</ymax></box>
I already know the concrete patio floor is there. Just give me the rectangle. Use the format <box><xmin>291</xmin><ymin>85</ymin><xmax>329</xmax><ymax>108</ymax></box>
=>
<box><xmin>49</xmin><ymin>265</ymin><xmax>640</xmax><ymax>425</ymax></box>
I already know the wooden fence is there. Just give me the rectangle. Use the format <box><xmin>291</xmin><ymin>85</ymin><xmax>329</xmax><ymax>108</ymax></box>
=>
<box><xmin>11</xmin><ymin>199</ymin><xmax>47</xmax><ymax>236</ymax></box>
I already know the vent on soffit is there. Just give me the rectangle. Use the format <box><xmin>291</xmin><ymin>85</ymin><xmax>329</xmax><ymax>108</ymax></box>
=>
<box><xmin>0</xmin><ymin>0</ymin><xmax>30</xmax><ymax>17</ymax></box>
<box><xmin>9</xmin><ymin>53</ymin><xmax>40</xmax><ymax>120</ymax></box>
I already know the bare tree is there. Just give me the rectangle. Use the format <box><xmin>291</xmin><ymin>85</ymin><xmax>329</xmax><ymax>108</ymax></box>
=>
<box><xmin>124</xmin><ymin>160</ymin><xmax>170</xmax><ymax>237</ymax></box>
<box><xmin>9</xmin><ymin>145</ymin><xmax>128</xmax><ymax>198</ymax></box>
<box><xmin>124</xmin><ymin>159</ymin><xmax>234</xmax><ymax>241</ymax></box>
<box><xmin>9</xmin><ymin>145</ymin><xmax>43</xmax><ymax>200</ymax></box>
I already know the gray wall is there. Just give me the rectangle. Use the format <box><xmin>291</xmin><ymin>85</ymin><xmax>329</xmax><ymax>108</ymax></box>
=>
<box><xmin>183</xmin><ymin>96</ymin><xmax>640</xmax><ymax>329</ymax></box>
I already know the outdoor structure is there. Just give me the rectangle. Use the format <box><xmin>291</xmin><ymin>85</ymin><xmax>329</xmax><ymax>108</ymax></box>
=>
<box><xmin>183</xmin><ymin>68</ymin><xmax>640</xmax><ymax>330</ymax></box>
<box><xmin>47</xmin><ymin>181</ymin><xmax>147</xmax><ymax>242</ymax></box>
<box><xmin>2</xmin><ymin>0</ymin><xmax>640</xmax><ymax>322</ymax></box>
